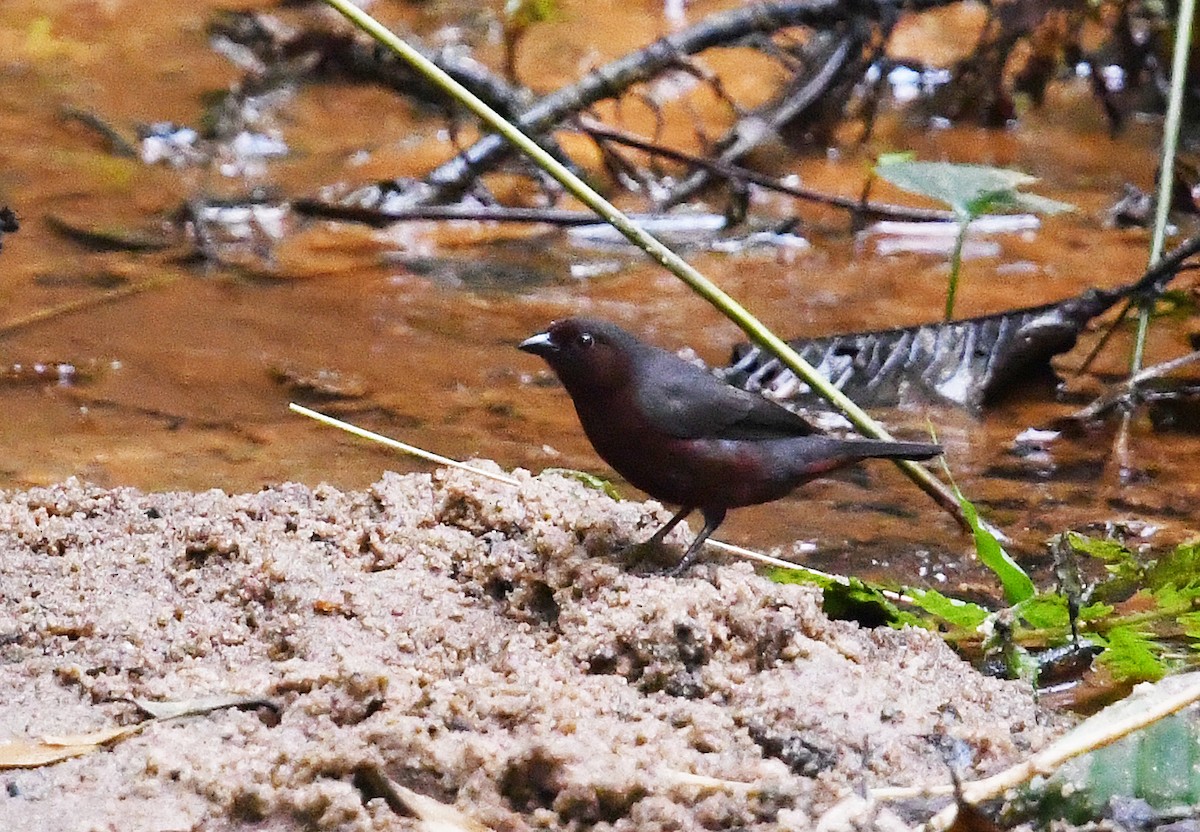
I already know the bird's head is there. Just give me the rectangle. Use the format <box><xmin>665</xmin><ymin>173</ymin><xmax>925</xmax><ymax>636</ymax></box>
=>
<box><xmin>518</xmin><ymin>317</ymin><xmax>639</xmax><ymax>396</ymax></box>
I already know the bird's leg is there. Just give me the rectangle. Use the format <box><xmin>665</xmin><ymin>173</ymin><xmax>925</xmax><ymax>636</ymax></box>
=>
<box><xmin>642</xmin><ymin>505</ymin><xmax>694</xmax><ymax>548</ymax></box>
<box><xmin>668</xmin><ymin>507</ymin><xmax>726</xmax><ymax>576</ymax></box>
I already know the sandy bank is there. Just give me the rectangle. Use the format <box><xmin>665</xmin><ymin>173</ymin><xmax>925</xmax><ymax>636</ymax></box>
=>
<box><xmin>0</xmin><ymin>466</ymin><xmax>1059</xmax><ymax>830</ymax></box>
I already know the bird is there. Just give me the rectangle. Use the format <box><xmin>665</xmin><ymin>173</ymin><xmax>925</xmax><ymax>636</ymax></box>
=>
<box><xmin>518</xmin><ymin>317</ymin><xmax>943</xmax><ymax>575</ymax></box>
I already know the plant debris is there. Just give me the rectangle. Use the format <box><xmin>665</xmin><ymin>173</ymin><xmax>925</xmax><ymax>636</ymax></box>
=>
<box><xmin>722</xmin><ymin>234</ymin><xmax>1200</xmax><ymax>411</ymax></box>
<box><xmin>0</xmin><ymin>696</ymin><xmax>272</xmax><ymax>770</ymax></box>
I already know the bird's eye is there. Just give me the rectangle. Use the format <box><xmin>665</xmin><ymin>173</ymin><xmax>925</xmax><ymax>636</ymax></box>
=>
<box><xmin>576</xmin><ymin>332</ymin><xmax>594</xmax><ymax>348</ymax></box>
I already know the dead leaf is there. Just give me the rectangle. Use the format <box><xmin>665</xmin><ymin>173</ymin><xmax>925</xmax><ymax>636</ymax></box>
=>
<box><xmin>0</xmin><ymin>725</ymin><xmax>140</xmax><ymax>769</ymax></box>
<box><xmin>355</xmin><ymin>764</ymin><xmax>486</xmax><ymax>832</ymax></box>
<box><xmin>0</xmin><ymin>694</ymin><xmax>275</xmax><ymax>770</ymax></box>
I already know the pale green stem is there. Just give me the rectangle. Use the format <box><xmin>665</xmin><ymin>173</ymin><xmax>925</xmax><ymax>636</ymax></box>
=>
<box><xmin>944</xmin><ymin>217</ymin><xmax>970</xmax><ymax>321</ymax></box>
<box><xmin>1135</xmin><ymin>0</ymin><xmax>1196</xmax><ymax>372</ymax></box>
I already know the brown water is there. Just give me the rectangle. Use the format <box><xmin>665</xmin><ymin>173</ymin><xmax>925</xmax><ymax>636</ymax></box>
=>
<box><xmin>0</xmin><ymin>0</ymin><xmax>1196</xmax><ymax>592</ymax></box>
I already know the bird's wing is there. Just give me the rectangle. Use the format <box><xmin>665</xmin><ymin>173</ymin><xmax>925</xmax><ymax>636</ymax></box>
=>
<box><xmin>634</xmin><ymin>350</ymin><xmax>819</xmax><ymax>440</ymax></box>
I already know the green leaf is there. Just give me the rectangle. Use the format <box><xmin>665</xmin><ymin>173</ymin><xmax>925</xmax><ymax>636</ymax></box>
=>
<box><xmin>874</xmin><ymin>160</ymin><xmax>1073</xmax><ymax>218</ymax></box>
<box><xmin>542</xmin><ymin>468</ymin><xmax>622</xmax><ymax>500</ymax></box>
<box><xmin>1145</xmin><ymin>581</ymin><xmax>1200</xmax><ymax>616</ymax></box>
<box><xmin>819</xmin><ymin>578</ymin><xmax>895</xmax><ymax>623</ymax></box>
<box><xmin>1095</xmin><ymin>627</ymin><xmax>1166</xmax><ymax>682</ymax></box>
<box><xmin>1145</xmin><ymin>542</ymin><xmax>1200</xmax><ymax>591</ymax></box>
<box><xmin>1179</xmin><ymin>611</ymin><xmax>1200</xmax><ymax>640</ymax></box>
<box><xmin>504</xmin><ymin>0</ymin><xmax>560</xmax><ymax>27</ymax></box>
<box><xmin>822</xmin><ymin>578</ymin><xmax>924</xmax><ymax>629</ymax></box>
<box><xmin>1075</xmin><ymin>536</ymin><xmax>1143</xmax><ymax>603</ymax></box>
<box><xmin>766</xmin><ymin>565</ymin><xmax>834</xmax><ymax>589</ymax></box>
<box><xmin>1013</xmin><ymin>594</ymin><xmax>1072</xmax><ymax>630</ymax></box>
<box><xmin>768</xmin><ymin>568</ymin><xmax>928</xmax><ymax>629</ymax></box>
<box><xmin>958</xmin><ymin>490</ymin><xmax>1036</xmax><ymax>604</ymax></box>
<box><xmin>1079</xmin><ymin>601</ymin><xmax>1114</xmax><ymax>622</ymax></box>
<box><xmin>904</xmin><ymin>587</ymin><xmax>990</xmax><ymax>629</ymax></box>
<box><xmin>875</xmin><ymin>151</ymin><xmax>915</xmax><ymax>167</ymax></box>
<box><xmin>1070</xmin><ymin>533</ymin><xmax>1132</xmax><ymax>564</ymax></box>
<box><xmin>1006</xmin><ymin>191</ymin><xmax>1076</xmax><ymax>215</ymax></box>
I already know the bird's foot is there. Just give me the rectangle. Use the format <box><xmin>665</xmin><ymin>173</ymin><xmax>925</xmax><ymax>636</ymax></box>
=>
<box><xmin>665</xmin><ymin>548</ymin><xmax>703</xmax><ymax>577</ymax></box>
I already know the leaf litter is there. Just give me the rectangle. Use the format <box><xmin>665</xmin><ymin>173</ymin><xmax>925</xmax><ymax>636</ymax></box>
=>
<box><xmin>0</xmin><ymin>695</ymin><xmax>272</xmax><ymax>770</ymax></box>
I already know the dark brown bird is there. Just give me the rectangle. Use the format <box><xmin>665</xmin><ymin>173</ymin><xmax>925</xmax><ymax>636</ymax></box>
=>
<box><xmin>519</xmin><ymin>318</ymin><xmax>942</xmax><ymax>573</ymax></box>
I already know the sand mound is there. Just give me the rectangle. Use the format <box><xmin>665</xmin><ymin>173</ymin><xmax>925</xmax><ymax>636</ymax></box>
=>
<box><xmin>0</xmin><ymin>467</ymin><xmax>1059</xmax><ymax>830</ymax></box>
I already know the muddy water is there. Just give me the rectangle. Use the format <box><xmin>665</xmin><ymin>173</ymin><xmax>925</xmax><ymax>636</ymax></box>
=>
<box><xmin>0</xmin><ymin>0</ymin><xmax>1196</xmax><ymax>593</ymax></box>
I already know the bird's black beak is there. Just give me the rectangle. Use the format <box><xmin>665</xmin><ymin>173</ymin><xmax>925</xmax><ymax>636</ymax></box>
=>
<box><xmin>518</xmin><ymin>331</ymin><xmax>556</xmax><ymax>356</ymax></box>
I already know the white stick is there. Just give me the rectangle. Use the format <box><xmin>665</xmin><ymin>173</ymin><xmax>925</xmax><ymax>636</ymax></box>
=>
<box><xmin>288</xmin><ymin>403</ymin><xmax>520</xmax><ymax>486</ymax></box>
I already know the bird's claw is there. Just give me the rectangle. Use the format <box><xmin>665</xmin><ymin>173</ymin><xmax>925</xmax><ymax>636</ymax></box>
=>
<box><xmin>665</xmin><ymin>549</ymin><xmax>702</xmax><ymax>577</ymax></box>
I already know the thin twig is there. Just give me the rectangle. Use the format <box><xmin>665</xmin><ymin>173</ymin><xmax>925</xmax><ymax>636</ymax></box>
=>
<box><xmin>293</xmin><ymin>200</ymin><xmax>725</xmax><ymax>228</ymax></box>
<box><xmin>1074</xmin><ymin>261</ymin><xmax>1200</xmax><ymax>376</ymax></box>
<box><xmin>59</xmin><ymin>106</ymin><xmax>139</xmax><ymax>157</ymax></box>
<box><xmin>659</xmin><ymin>32</ymin><xmax>860</xmax><ymax>208</ymax></box>
<box><xmin>1070</xmin><ymin>349</ymin><xmax>1200</xmax><ymax>422</ymax></box>
<box><xmin>0</xmin><ymin>275</ymin><xmax>178</xmax><ymax>338</ymax></box>
<box><xmin>577</xmin><ymin>119</ymin><xmax>953</xmax><ymax>222</ymax></box>
<box><xmin>289</xmin><ymin>403</ymin><xmax>520</xmax><ymax>486</ymax></box>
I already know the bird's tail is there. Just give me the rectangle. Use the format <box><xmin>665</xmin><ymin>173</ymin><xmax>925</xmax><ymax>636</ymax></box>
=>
<box><xmin>791</xmin><ymin>437</ymin><xmax>942</xmax><ymax>479</ymax></box>
<box><xmin>846</xmin><ymin>439</ymin><xmax>943</xmax><ymax>461</ymax></box>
